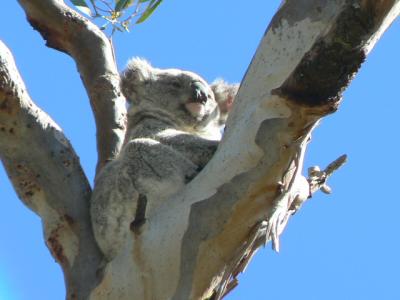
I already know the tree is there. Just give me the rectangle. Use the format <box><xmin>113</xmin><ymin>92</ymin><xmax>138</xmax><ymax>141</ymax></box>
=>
<box><xmin>0</xmin><ymin>0</ymin><xmax>400</xmax><ymax>300</ymax></box>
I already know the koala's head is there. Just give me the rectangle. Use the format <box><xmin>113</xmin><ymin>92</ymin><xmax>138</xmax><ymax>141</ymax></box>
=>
<box><xmin>121</xmin><ymin>58</ymin><xmax>218</xmax><ymax>129</ymax></box>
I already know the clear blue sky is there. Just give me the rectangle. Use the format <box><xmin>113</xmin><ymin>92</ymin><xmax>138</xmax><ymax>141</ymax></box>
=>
<box><xmin>1</xmin><ymin>1</ymin><xmax>400</xmax><ymax>300</ymax></box>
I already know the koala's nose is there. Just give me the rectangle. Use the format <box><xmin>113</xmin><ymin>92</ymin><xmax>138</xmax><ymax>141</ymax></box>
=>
<box><xmin>191</xmin><ymin>82</ymin><xmax>208</xmax><ymax>104</ymax></box>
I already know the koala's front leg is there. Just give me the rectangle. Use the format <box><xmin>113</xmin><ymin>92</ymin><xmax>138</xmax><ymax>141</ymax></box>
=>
<box><xmin>122</xmin><ymin>138</ymin><xmax>199</xmax><ymax>215</ymax></box>
<box><xmin>157</xmin><ymin>132</ymin><xmax>219</xmax><ymax>170</ymax></box>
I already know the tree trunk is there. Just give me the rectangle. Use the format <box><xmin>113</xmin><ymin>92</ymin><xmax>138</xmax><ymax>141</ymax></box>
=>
<box><xmin>0</xmin><ymin>0</ymin><xmax>398</xmax><ymax>299</ymax></box>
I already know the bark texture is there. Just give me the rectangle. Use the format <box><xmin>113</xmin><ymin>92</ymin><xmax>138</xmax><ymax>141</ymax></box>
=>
<box><xmin>0</xmin><ymin>0</ymin><xmax>399</xmax><ymax>299</ymax></box>
<box><xmin>18</xmin><ymin>0</ymin><xmax>127</xmax><ymax>173</ymax></box>
<box><xmin>0</xmin><ymin>41</ymin><xmax>102</xmax><ymax>299</ymax></box>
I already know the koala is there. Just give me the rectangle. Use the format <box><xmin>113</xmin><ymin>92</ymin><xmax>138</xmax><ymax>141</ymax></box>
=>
<box><xmin>90</xmin><ymin>58</ymin><xmax>223</xmax><ymax>261</ymax></box>
<box><xmin>211</xmin><ymin>79</ymin><xmax>239</xmax><ymax>126</ymax></box>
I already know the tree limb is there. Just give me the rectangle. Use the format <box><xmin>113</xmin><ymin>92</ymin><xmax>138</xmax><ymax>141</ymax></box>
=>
<box><xmin>0</xmin><ymin>40</ymin><xmax>102</xmax><ymax>300</ymax></box>
<box><xmin>17</xmin><ymin>0</ymin><xmax>127</xmax><ymax>174</ymax></box>
<box><xmin>88</xmin><ymin>1</ymin><xmax>400</xmax><ymax>299</ymax></box>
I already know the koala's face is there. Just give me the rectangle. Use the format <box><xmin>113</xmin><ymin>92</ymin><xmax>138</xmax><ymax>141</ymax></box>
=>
<box><xmin>121</xmin><ymin>58</ymin><xmax>218</xmax><ymax>129</ymax></box>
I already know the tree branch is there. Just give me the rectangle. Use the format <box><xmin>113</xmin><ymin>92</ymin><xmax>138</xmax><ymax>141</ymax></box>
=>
<box><xmin>87</xmin><ymin>1</ymin><xmax>400</xmax><ymax>299</ymax></box>
<box><xmin>0</xmin><ymin>40</ymin><xmax>102</xmax><ymax>300</ymax></box>
<box><xmin>17</xmin><ymin>0</ymin><xmax>127</xmax><ymax>174</ymax></box>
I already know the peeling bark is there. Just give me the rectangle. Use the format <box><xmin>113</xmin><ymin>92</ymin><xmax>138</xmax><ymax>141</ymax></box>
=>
<box><xmin>1</xmin><ymin>0</ymin><xmax>399</xmax><ymax>299</ymax></box>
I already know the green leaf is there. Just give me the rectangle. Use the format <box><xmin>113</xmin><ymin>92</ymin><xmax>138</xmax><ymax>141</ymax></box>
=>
<box><xmin>136</xmin><ymin>0</ymin><xmax>162</xmax><ymax>24</ymax></box>
<box><xmin>115</xmin><ymin>0</ymin><xmax>135</xmax><ymax>12</ymax></box>
<box><xmin>70</xmin><ymin>0</ymin><xmax>92</xmax><ymax>16</ymax></box>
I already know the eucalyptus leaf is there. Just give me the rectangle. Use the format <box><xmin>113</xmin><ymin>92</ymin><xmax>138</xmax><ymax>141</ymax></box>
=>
<box><xmin>115</xmin><ymin>0</ymin><xmax>135</xmax><ymax>12</ymax></box>
<box><xmin>136</xmin><ymin>0</ymin><xmax>162</xmax><ymax>24</ymax></box>
<box><xmin>70</xmin><ymin>0</ymin><xmax>92</xmax><ymax>16</ymax></box>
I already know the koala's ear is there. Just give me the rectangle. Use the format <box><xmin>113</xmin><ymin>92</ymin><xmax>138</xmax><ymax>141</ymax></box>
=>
<box><xmin>210</xmin><ymin>79</ymin><xmax>239</xmax><ymax>114</ymax></box>
<box><xmin>123</xmin><ymin>57</ymin><xmax>154</xmax><ymax>82</ymax></box>
<box><xmin>120</xmin><ymin>57</ymin><xmax>155</xmax><ymax>103</ymax></box>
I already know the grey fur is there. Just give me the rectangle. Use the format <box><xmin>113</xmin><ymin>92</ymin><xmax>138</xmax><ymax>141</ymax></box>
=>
<box><xmin>91</xmin><ymin>58</ymin><xmax>223</xmax><ymax>261</ymax></box>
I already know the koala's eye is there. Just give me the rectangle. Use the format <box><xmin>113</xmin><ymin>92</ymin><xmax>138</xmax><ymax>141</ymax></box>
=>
<box><xmin>171</xmin><ymin>81</ymin><xmax>182</xmax><ymax>89</ymax></box>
